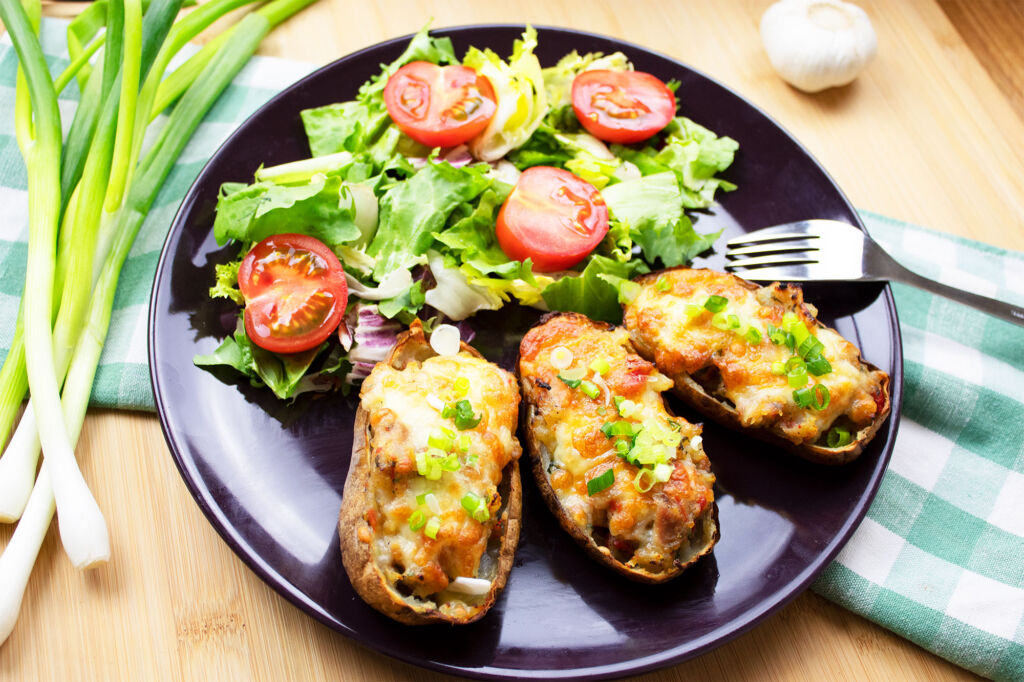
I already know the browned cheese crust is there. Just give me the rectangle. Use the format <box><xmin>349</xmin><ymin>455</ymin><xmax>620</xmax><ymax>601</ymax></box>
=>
<box><xmin>623</xmin><ymin>268</ymin><xmax>891</xmax><ymax>464</ymax></box>
<box><xmin>518</xmin><ymin>312</ymin><xmax>718</xmax><ymax>583</ymax></box>
<box><xmin>339</xmin><ymin>321</ymin><xmax>522</xmax><ymax>624</ymax></box>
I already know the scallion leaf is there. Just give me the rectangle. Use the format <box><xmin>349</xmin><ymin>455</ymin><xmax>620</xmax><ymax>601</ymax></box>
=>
<box><xmin>557</xmin><ymin>372</ymin><xmax>583</xmax><ymax>389</ymax></box>
<box><xmin>744</xmin><ymin>326</ymin><xmax>762</xmax><ymax>345</ymax></box>
<box><xmin>579</xmin><ymin>380</ymin><xmax>600</xmax><ymax>399</ymax></box>
<box><xmin>656</xmin><ymin>276</ymin><xmax>670</xmax><ymax>292</ymax></box>
<box><xmin>711</xmin><ymin>312</ymin><xmax>731</xmax><ymax>330</ymax></box>
<box><xmin>408</xmin><ymin>510</ymin><xmax>427</xmax><ymax>531</ymax></box>
<box><xmin>589</xmin><ymin>358</ymin><xmax>611</xmax><ymax>376</ymax></box>
<box><xmin>453</xmin><ymin>376</ymin><xmax>470</xmax><ymax>397</ymax></box>
<box><xmin>704</xmin><ymin>295</ymin><xmax>728</xmax><ymax>312</ymax></box>
<box><xmin>633</xmin><ymin>469</ymin><xmax>656</xmax><ymax>493</ymax></box>
<box><xmin>424</xmin><ymin>516</ymin><xmax>441</xmax><ymax>539</ymax></box>
<box><xmin>806</xmin><ymin>355</ymin><xmax>832</xmax><ymax>376</ymax></box>
<box><xmin>827</xmin><ymin>426</ymin><xmax>852</xmax><ymax>448</ymax></box>
<box><xmin>587</xmin><ymin>468</ymin><xmax>615</xmax><ymax>496</ymax></box>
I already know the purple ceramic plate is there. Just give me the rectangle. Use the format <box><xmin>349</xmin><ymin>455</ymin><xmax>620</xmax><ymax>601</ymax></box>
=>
<box><xmin>149</xmin><ymin>25</ymin><xmax>903</xmax><ymax>680</ymax></box>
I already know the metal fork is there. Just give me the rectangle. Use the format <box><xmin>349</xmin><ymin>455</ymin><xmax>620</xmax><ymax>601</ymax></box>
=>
<box><xmin>725</xmin><ymin>219</ymin><xmax>1024</xmax><ymax>327</ymax></box>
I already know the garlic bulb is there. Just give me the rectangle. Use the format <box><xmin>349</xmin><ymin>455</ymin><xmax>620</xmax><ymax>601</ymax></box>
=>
<box><xmin>760</xmin><ymin>0</ymin><xmax>877</xmax><ymax>93</ymax></box>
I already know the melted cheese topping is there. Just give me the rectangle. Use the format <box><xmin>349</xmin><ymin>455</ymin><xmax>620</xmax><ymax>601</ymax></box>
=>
<box><xmin>623</xmin><ymin>269</ymin><xmax>887</xmax><ymax>446</ymax></box>
<box><xmin>519</xmin><ymin>315</ymin><xmax>715</xmax><ymax>575</ymax></box>
<box><xmin>359</xmin><ymin>352</ymin><xmax>520</xmax><ymax>599</ymax></box>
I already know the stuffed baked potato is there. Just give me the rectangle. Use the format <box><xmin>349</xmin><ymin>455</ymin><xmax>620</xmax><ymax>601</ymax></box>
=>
<box><xmin>623</xmin><ymin>268</ymin><xmax>891</xmax><ymax>464</ymax></box>
<box><xmin>338</xmin><ymin>321</ymin><xmax>522</xmax><ymax>624</ymax></box>
<box><xmin>518</xmin><ymin>312</ymin><xmax>718</xmax><ymax>583</ymax></box>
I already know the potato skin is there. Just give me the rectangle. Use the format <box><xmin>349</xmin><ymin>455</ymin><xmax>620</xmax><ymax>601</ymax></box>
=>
<box><xmin>338</xmin><ymin>321</ymin><xmax>521</xmax><ymax>625</ymax></box>
<box><xmin>624</xmin><ymin>268</ymin><xmax>891</xmax><ymax>465</ymax></box>
<box><xmin>518</xmin><ymin>312</ymin><xmax>718</xmax><ymax>583</ymax></box>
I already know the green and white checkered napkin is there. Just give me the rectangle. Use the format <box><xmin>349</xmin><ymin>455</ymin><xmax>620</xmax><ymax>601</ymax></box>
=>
<box><xmin>2</xmin><ymin>18</ymin><xmax>1022</xmax><ymax>681</ymax></box>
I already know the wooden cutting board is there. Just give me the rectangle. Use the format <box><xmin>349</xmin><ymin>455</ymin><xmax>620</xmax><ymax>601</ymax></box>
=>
<box><xmin>4</xmin><ymin>0</ymin><xmax>1021</xmax><ymax>679</ymax></box>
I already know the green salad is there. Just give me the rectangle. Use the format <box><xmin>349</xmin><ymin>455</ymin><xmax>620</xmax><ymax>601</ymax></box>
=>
<box><xmin>195</xmin><ymin>26</ymin><xmax>738</xmax><ymax>399</ymax></box>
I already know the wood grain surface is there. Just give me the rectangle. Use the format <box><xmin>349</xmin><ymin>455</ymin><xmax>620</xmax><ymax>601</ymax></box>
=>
<box><xmin>3</xmin><ymin>0</ymin><xmax>1022</xmax><ymax>679</ymax></box>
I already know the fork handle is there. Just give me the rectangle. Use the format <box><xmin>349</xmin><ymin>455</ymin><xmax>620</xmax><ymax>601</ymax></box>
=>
<box><xmin>881</xmin><ymin>258</ymin><xmax>1024</xmax><ymax>327</ymax></box>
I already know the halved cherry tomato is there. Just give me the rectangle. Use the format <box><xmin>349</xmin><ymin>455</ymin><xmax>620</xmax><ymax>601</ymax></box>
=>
<box><xmin>495</xmin><ymin>166</ymin><xmax>609</xmax><ymax>273</ymax></box>
<box><xmin>237</xmin><ymin>233</ymin><xmax>348</xmax><ymax>354</ymax></box>
<box><xmin>571</xmin><ymin>70</ymin><xmax>676</xmax><ymax>144</ymax></box>
<box><xmin>383</xmin><ymin>61</ymin><xmax>497</xmax><ymax>148</ymax></box>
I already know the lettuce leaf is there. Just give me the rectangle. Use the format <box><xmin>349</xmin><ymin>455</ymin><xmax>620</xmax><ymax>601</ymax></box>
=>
<box><xmin>423</xmin><ymin>251</ymin><xmax>504</xmax><ymax>320</ymax></box>
<box><xmin>601</xmin><ymin>172</ymin><xmax>720</xmax><ymax>266</ymax></box>
<box><xmin>541</xmin><ymin>255</ymin><xmax>648</xmax><ymax>323</ymax></box>
<box><xmin>368</xmin><ymin>161</ymin><xmax>491</xmax><ymax>279</ymax></box>
<box><xmin>610</xmin><ymin>115</ymin><xmax>738</xmax><ymax>208</ymax></box>
<box><xmin>213</xmin><ymin>171</ymin><xmax>365</xmax><ymax>247</ymax></box>
<box><xmin>541</xmin><ymin>50</ymin><xmax>633</xmax><ymax>109</ymax></box>
<box><xmin>465</xmin><ymin>27</ymin><xmax>548</xmax><ymax>162</ymax></box>
<box><xmin>208</xmin><ymin>259</ymin><xmax>243</xmax><ymax>305</ymax></box>
<box><xmin>194</xmin><ymin>321</ymin><xmax>325</xmax><ymax>400</ymax></box>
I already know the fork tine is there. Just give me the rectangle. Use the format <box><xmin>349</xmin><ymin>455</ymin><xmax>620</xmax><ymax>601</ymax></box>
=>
<box><xmin>726</xmin><ymin>239</ymin><xmax>821</xmax><ymax>258</ymax></box>
<box><xmin>726</xmin><ymin>226</ymin><xmax>815</xmax><ymax>248</ymax></box>
<box><xmin>725</xmin><ymin>265</ymin><xmax>818</xmax><ymax>282</ymax></box>
<box><xmin>725</xmin><ymin>253</ymin><xmax>819</xmax><ymax>269</ymax></box>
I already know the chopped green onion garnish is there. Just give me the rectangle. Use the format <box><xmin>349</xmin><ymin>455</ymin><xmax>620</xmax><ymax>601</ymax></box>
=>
<box><xmin>785</xmin><ymin>332</ymin><xmax>796</xmax><ymax>352</ymax></box>
<box><xmin>791</xmin><ymin>322</ymin><xmax>810</xmax><ymax>348</ymax></box>
<box><xmin>446</xmin><ymin>399</ymin><xmax>482</xmax><ymax>430</ymax></box>
<box><xmin>589</xmin><ymin>358</ymin><xmax>611</xmax><ymax>376</ymax></box>
<box><xmin>472</xmin><ymin>505</ymin><xmax>490</xmax><ymax>523</ymax></box>
<box><xmin>601</xmin><ymin>420</ymin><xmax>637</xmax><ymax>438</ymax></box>
<box><xmin>615</xmin><ymin>397</ymin><xmax>639</xmax><ymax>417</ymax></box>
<box><xmin>440</xmin><ymin>454</ymin><xmax>461</xmax><ymax>472</ymax></box>
<box><xmin>704</xmin><ymin>295</ymin><xmax>728</xmax><ymax>313</ymax></box>
<box><xmin>580</xmin><ymin>380</ymin><xmax>600</xmax><ymax>399</ymax></box>
<box><xmin>587</xmin><ymin>468</ymin><xmax>615</xmax><ymax>496</ymax></box>
<box><xmin>656</xmin><ymin>276</ymin><xmax>670</xmax><ymax>292</ymax></box>
<box><xmin>614</xmin><ymin>440</ymin><xmax>631</xmax><ymax>455</ymax></box>
<box><xmin>767</xmin><ymin>325</ymin><xmax>786</xmax><ymax>345</ymax></box>
<box><xmin>788</xmin><ymin>365</ymin><xmax>808</xmax><ymax>388</ymax></box>
<box><xmin>793</xmin><ymin>383</ymin><xmax>830</xmax><ymax>410</ymax></box>
<box><xmin>408</xmin><ymin>510</ymin><xmax>427</xmax><ymax>531</ymax></box>
<box><xmin>744</xmin><ymin>326</ymin><xmax>763</xmax><ymax>345</ymax></box>
<box><xmin>782</xmin><ymin>312</ymin><xmax>799</xmax><ymax>332</ymax></box>
<box><xmin>653</xmin><ymin>462</ymin><xmax>674</xmax><ymax>482</ymax></box>
<box><xmin>428</xmin><ymin>430</ymin><xmax>454</xmax><ymax>451</ymax></box>
<box><xmin>557</xmin><ymin>373</ymin><xmax>583</xmax><ymax>389</ymax></box>
<box><xmin>633</xmin><ymin>469</ymin><xmax>656</xmax><ymax>493</ymax></box>
<box><xmin>797</xmin><ymin>335</ymin><xmax>824</xmax><ymax>360</ymax></box>
<box><xmin>461</xmin><ymin>493</ymin><xmax>481</xmax><ymax>514</ymax></box>
<box><xmin>416</xmin><ymin>493</ymin><xmax>427</xmax><ymax>506</ymax></box>
<box><xmin>811</xmin><ymin>383</ymin><xmax>830</xmax><ymax>410</ymax></box>
<box><xmin>458</xmin><ymin>434</ymin><xmax>471</xmax><ymax>453</ymax></box>
<box><xmin>467</xmin><ymin>453</ymin><xmax>479</xmax><ymax>466</ymax></box>
<box><xmin>711</xmin><ymin>312</ymin><xmax>731</xmax><ymax>330</ymax></box>
<box><xmin>771</xmin><ymin>362</ymin><xmax>786</xmax><ymax>376</ymax></box>
<box><xmin>827</xmin><ymin>426</ymin><xmax>852</xmax><ymax>448</ymax></box>
<box><xmin>684</xmin><ymin>304</ymin><xmax>704</xmax><ymax>320</ymax></box>
<box><xmin>727</xmin><ymin>314</ymin><xmax>741</xmax><ymax>329</ymax></box>
<box><xmin>415</xmin><ymin>451</ymin><xmax>428</xmax><ymax>476</ymax></box>
<box><xmin>453</xmin><ymin>376</ymin><xmax>470</xmax><ymax>397</ymax></box>
<box><xmin>425</xmin><ymin>461</ymin><xmax>443</xmax><ymax>481</ymax></box>
<box><xmin>424</xmin><ymin>516</ymin><xmax>441</xmax><ymax>539</ymax></box>
<box><xmin>806</xmin><ymin>355</ymin><xmax>832</xmax><ymax>376</ymax></box>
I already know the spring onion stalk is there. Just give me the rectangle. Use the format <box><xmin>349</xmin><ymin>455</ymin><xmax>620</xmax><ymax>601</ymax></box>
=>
<box><xmin>153</xmin><ymin>0</ymin><xmax>308</xmax><ymax>114</ymax></box>
<box><xmin>0</xmin><ymin>0</ymin><xmax>110</xmax><ymax>569</ymax></box>
<box><xmin>126</xmin><ymin>0</ymin><xmax>259</xmax><ymax>198</ymax></box>
<box><xmin>0</xmin><ymin>0</ymin><xmax>317</xmax><ymax>642</ymax></box>
<box><xmin>0</xmin><ymin>0</ymin><xmax>183</xmax><ymax>522</ymax></box>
